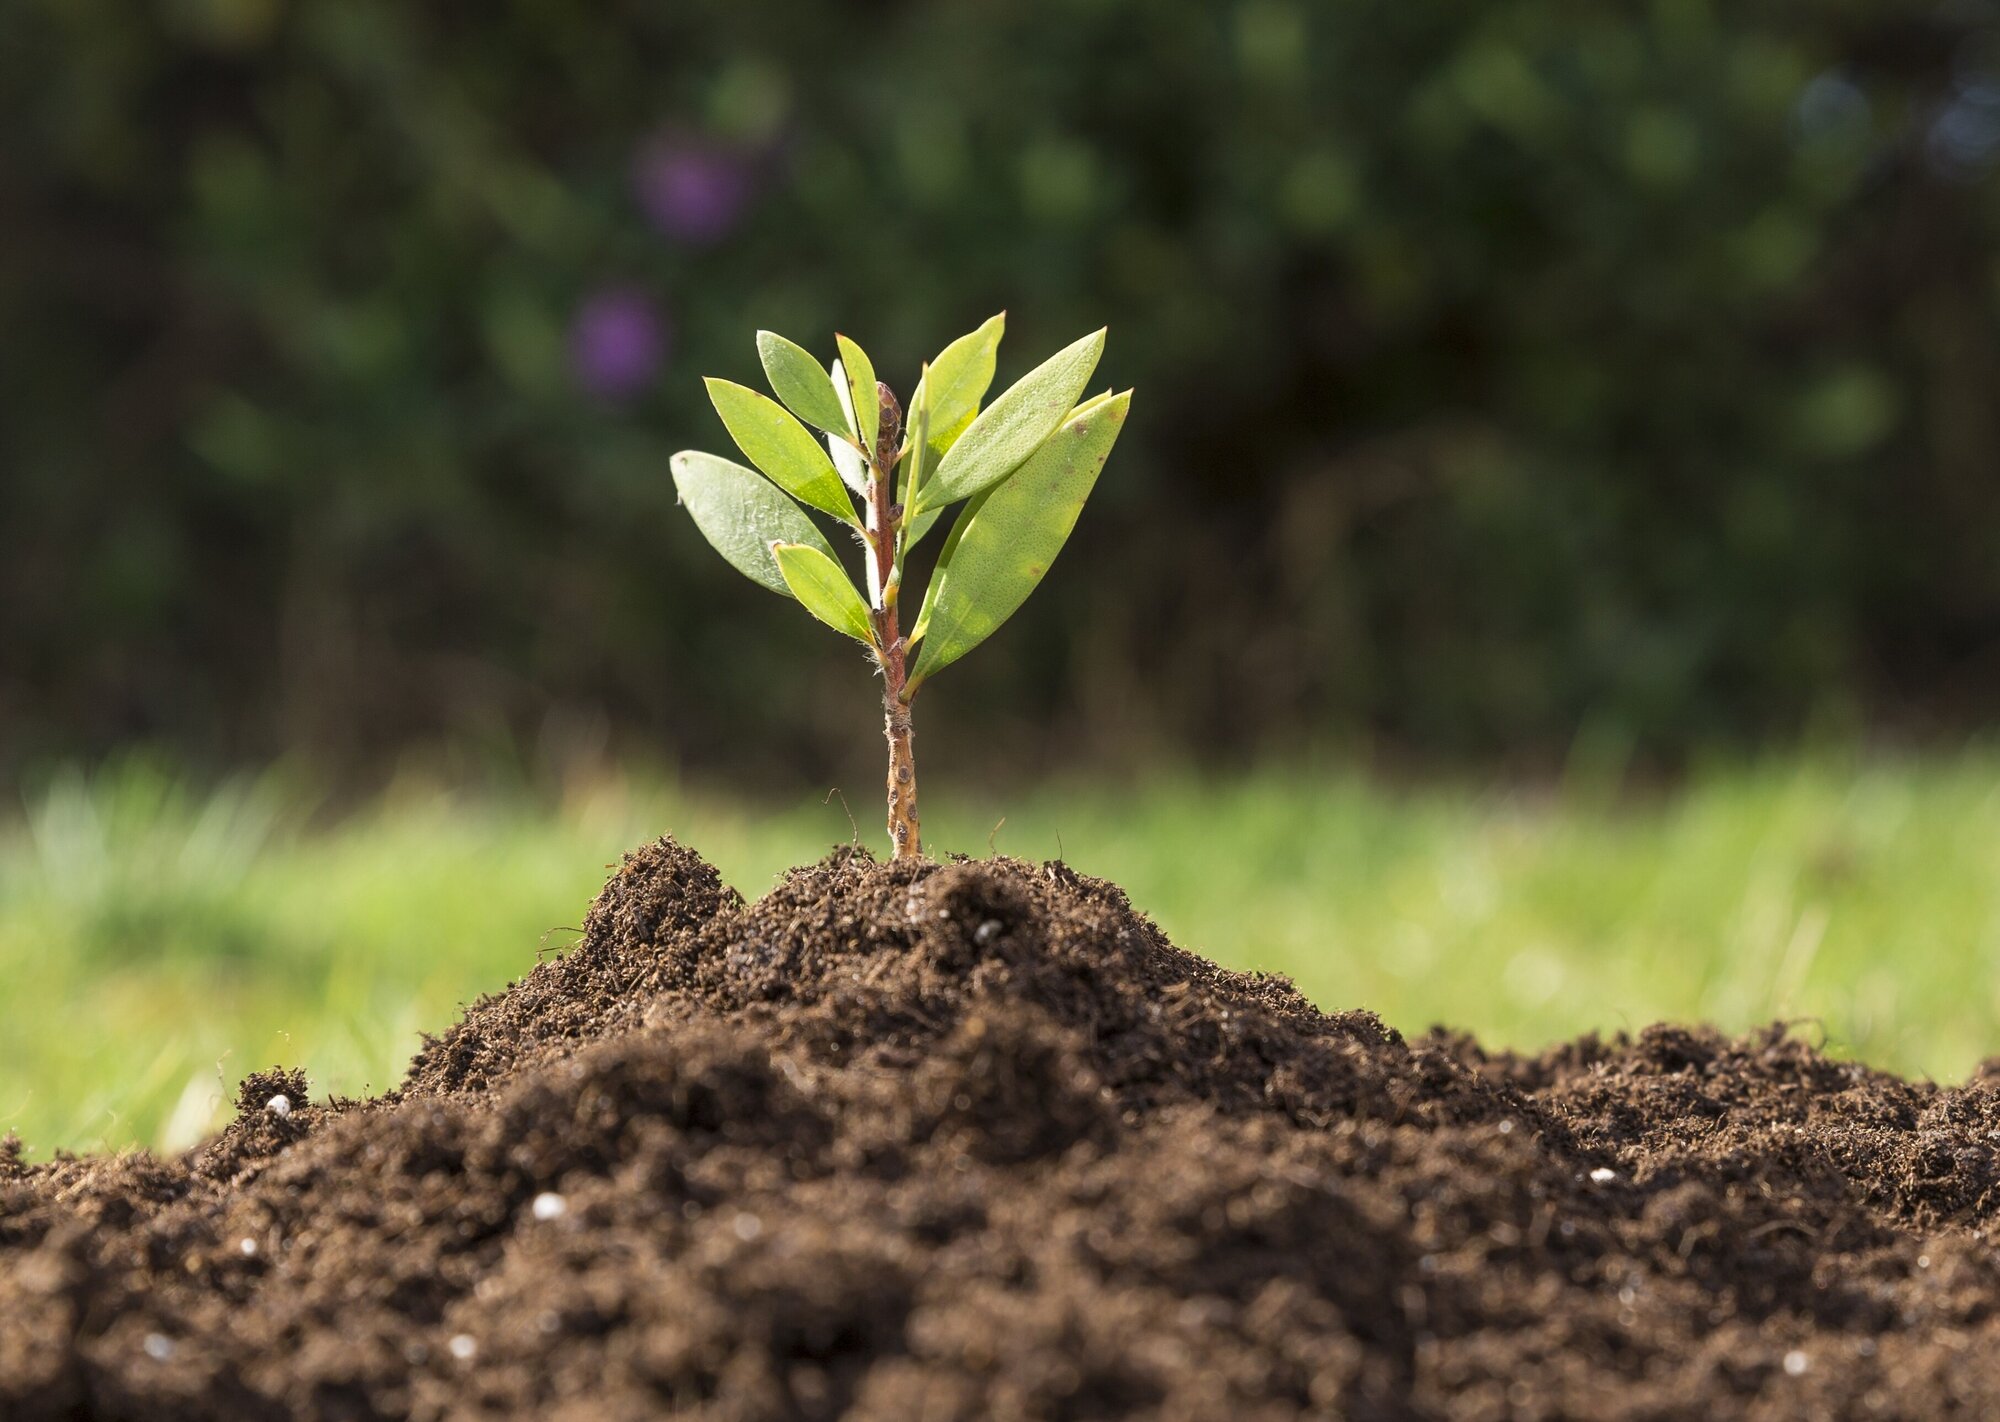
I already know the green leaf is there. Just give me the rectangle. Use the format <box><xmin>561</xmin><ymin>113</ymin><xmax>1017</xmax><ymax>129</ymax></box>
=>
<box><xmin>834</xmin><ymin>335</ymin><xmax>878</xmax><ymax>452</ymax></box>
<box><xmin>704</xmin><ymin>378</ymin><xmax>858</xmax><ymax>524</ymax></box>
<box><xmin>909</xmin><ymin>488</ymin><xmax>989</xmax><ymax>645</ymax></box>
<box><xmin>772</xmin><ymin>541</ymin><xmax>876</xmax><ymax>645</ymax></box>
<box><xmin>907</xmin><ymin>387</ymin><xmax>1118</xmax><ymax>553</ymax></box>
<box><xmin>1067</xmin><ymin>387</ymin><xmax>1119</xmax><ymax>424</ymax></box>
<box><xmin>827</xmin><ymin>432</ymin><xmax>868</xmax><ymax>493</ymax></box>
<box><xmin>671</xmin><ymin>451</ymin><xmax>843</xmax><ymax>598</ymax></box>
<box><xmin>913</xmin><ymin>312</ymin><xmax>1004</xmax><ymax>456</ymax></box>
<box><xmin>898</xmin><ymin>362</ymin><xmax>932</xmax><ymax>513</ymax></box>
<box><xmin>756</xmin><ymin>331</ymin><xmax>850</xmax><ymax>432</ymax></box>
<box><xmin>909</xmin><ymin>389</ymin><xmax>1131</xmax><ymax>688</ymax></box>
<box><xmin>914</xmin><ymin>327</ymin><xmax>1105</xmax><ymax>516</ymax></box>
<box><xmin>900</xmin><ymin>498</ymin><xmax>952</xmax><ymax>552</ymax></box>
<box><xmin>905</xmin><ymin>503</ymin><xmax>946</xmax><ymax>550</ymax></box>
<box><xmin>929</xmin><ymin>409</ymin><xmax>977</xmax><ymax>460</ymax></box>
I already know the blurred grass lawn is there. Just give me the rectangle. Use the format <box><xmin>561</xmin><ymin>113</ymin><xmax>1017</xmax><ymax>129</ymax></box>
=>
<box><xmin>3</xmin><ymin>751</ymin><xmax>1997</xmax><ymax>1156</ymax></box>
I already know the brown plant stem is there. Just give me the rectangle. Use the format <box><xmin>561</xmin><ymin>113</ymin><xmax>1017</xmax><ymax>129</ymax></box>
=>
<box><xmin>880</xmin><ymin>660</ymin><xmax>919</xmax><ymax>859</ymax></box>
<box><xmin>866</xmin><ymin>385</ymin><xmax>920</xmax><ymax>860</ymax></box>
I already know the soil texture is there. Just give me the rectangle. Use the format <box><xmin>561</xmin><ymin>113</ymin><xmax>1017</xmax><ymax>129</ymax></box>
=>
<box><xmin>4</xmin><ymin>839</ymin><xmax>1999</xmax><ymax>1420</ymax></box>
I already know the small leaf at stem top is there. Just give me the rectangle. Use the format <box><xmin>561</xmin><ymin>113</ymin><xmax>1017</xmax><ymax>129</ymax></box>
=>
<box><xmin>899</xmin><ymin>362</ymin><xmax>933</xmax><ymax>514</ymax></box>
<box><xmin>672</xmin><ymin>452</ymin><xmax>844</xmax><ymax>598</ymax></box>
<box><xmin>704</xmin><ymin>378</ymin><xmax>859</xmax><ymax>524</ymax></box>
<box><xmin>756</xmin><ymin>331</ymin><xmax>851</xmax><ymax>433</ymax></box>
<box><xmin>771</xmin><ymin>541</ymin><xmax>877</xmax><ymax>646</ymax></box>
<box><xmin>913</xmin><ymin>327</ymin><xmax>1105</xmax><ymax>516</ymax></box>
<box><xmin>834</xmin><ymin>335</ymin><xmax>878</xmax><ymax>452</ymax></box>
<box><xmin>912</xmin><ymin>313</ymin><xmax>1004</xmax><ymax>457</ymax></box>
<box><xmin>906</xmin><ymin>386</ymin><xmax>1097</xmax><ymax>551</ymax></box>
<box><xmin>908</xmin><ymin>389</ymin><xmax>1131</xmax><ymax>688</ymax></box>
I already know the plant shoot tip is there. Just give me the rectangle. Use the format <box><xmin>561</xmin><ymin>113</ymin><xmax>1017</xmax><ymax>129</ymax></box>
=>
<box><xmin>674</xmin><ymin>317</ymin><xmax>1130</xmax><ymax>859</ymax></box>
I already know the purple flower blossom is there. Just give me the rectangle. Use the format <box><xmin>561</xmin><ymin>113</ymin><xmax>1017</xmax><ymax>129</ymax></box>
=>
<box><xmin>632</xmin><ymin>136</ymin><xmax>755</xmax><ymax>244</ymax></box>
<box><xmin>1927</xmin><ymin>81</ymin><xmax>2000</xmax><ymax>183</ymax></box>
<box><xmin>570</xmin><ymin>288</ymin><xmax>666</xmax><ymax>401</ymax></box>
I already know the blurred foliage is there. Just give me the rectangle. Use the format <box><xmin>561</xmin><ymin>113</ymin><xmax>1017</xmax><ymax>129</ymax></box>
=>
<box><xmin>2</xmin><ymin>0</ymin><xmax>1998</xmax><ymax>779</ymax></box>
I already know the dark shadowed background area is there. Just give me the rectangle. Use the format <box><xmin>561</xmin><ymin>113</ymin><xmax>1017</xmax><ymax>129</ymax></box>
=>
<box><xmin>3</xmin><ymin>0</ymin><xmax>1998</xmax><ymax>790</ymax></box>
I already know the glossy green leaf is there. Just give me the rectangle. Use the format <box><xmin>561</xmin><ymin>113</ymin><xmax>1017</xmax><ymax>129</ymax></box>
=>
<box><xmin>704</xmin><ymin>378</ymin><xmax>858</xmax><ymax>524</ymax></box>
<box><xmin>756</xmin><ymin>331</ymin><xmax>850</xmax><ymax>432</ymax></box>
<box><xmin>772</xmin><ymin>541</ymin><xmax>876</xmax><ymax>645</ymax></box>
<box><xmin>912</xmin><ymin>312</ymin><xmax>1004</xmax><ymax>456</ymax></box>
<box><xmin>909</xmin><ymin>389</ymin><xmax>1130</xmax><ymax>688</ymax></box>
<box><xmin>671</xmin><ymin>451</ymin><xmax>843</xmax><ymax>598</ymax></box>
<box><xmin>834</xmin><ymin>335</ymin><xmax>878</xmax><ymax>452</ymax></box>
<box><xmin>913</xmin><ymin>327</ymin><xmax>1104</xmax><ymax>516</ymax></box>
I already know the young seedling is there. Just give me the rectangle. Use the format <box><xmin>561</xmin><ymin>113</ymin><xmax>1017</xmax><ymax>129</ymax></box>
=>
<box><xmin>672</xmin><ymin>315</ymin><xmax>1131</xmax><ymax>859</ymax></box>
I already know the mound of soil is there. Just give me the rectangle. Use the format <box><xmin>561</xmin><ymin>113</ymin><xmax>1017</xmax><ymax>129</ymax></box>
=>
<box><xmin>5</xmin><ymin>840</ymin><xmax>2000</xmax><ymax>1420</ymax></box>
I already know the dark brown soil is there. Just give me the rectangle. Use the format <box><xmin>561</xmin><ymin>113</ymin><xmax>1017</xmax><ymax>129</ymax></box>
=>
<box><xmin>5</xmin><ymin>840</ymin><xmax>1999</xmax><ymax>1420</ymax></box>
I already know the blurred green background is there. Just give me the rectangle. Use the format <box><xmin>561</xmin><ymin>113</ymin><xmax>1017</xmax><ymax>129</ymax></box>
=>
<box><xmin>3</xmin><ymin>1</ymin><xmax>1999</xmax><ymax>1150</ymax></box>
<box><xmin>6</xmin><ymin>0</ymin><xmax>1999</xmax><ymax>775</ymax></box>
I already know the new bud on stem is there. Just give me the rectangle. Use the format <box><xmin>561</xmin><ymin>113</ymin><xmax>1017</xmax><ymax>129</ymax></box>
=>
<box><xmin>673</xmin><ymin>317</ymin><xmax>1129</xmax><ymax>859</ymax></box>
<box><xmin>874</xmin><ymin>382</ymin><xmax>903</xmax><ymax>476</ymax></box>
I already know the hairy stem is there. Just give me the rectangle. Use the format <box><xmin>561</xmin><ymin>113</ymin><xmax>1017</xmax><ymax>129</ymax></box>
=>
<box><xmin>881</xmin><ymin>666</ymin><xmax>919</xmax><ymax>859</ymax></box>
<box><xmin>867</xmin><ymin>383</ymin><xmax>920</xmax><ymax>859</ymax></box>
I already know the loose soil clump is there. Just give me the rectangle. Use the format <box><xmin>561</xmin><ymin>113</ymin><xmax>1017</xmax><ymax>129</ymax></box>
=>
<box><xmin>5</xmin><ymin>839</ymin><xmax>1999</xmax><ymax>1419</ymax></box>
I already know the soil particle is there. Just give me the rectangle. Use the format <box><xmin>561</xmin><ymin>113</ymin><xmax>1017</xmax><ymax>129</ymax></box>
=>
<box><xmin>5</xmin><ymin>836</ymin><xmax>2000</xmax><ymax>1419</ymax></box>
